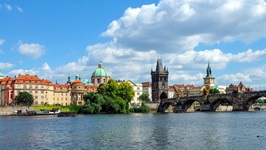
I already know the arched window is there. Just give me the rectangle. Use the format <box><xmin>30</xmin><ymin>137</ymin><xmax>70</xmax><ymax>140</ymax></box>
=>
<box><xmin>103</xmin><ymin>79</ymin><xmax>106</xmax><ymax>83</ymax></box>
<box><xmin>97</xmin><ymin>78</ymin><xmax>100</xmax><ymax>83</ymax></box>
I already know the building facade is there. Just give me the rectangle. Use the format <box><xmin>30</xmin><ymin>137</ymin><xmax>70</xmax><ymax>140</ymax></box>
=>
<box><xmin>142</xmin><ymin>82</ymin><xmax>152</xmax><ymax>101</ymax></box>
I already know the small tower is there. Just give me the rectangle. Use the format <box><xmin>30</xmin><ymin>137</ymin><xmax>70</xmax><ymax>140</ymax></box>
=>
<box><xmin>203</xmin><ymin>62</ymin><xmax>215</xmax><ymax>86</ymax></box>
<box><xmin>67</xmin><ymin>73</ymin><xmax>71</xmax><ymax>84</ymax></box>
<box><xmin>151</xmin><ymin>58</ymin><xmax>168</xmax><ymax>102</ymax></box>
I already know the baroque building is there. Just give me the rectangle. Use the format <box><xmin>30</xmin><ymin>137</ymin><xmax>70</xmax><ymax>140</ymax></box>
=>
<box><xmin>91</xmin><ymin>63</ymin><xmax>110</xmax><ymax>85</ymax></box>
<box><xmin>0</xmin><ymin>63</ymin><xmax>104</xmax><ymax>106</ymax></box>
<box><xmin>151</xmin><ymin>58</ymin><xmax>168</xmax><ymax>102</ymax></box>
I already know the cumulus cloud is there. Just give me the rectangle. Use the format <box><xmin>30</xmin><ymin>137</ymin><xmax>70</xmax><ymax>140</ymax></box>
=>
<box><xmin>17</xmin><ymin>42</ymin><xmax>46</xmax><ymax>59</ymax></box>
<box><xmin>102</xmin><ymin>0</ymin><xmax>266</xmax><ymax>52</ymax></box>
<box><xmin>0</xmin><ymin>62</ymin><xmax>14</xmax><ymax>70</ymax></box>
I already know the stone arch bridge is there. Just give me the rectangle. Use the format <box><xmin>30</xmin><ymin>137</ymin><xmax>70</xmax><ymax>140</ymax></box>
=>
<box><xmin>158</xmin><ymin>90</ymin><xmax>266</xmax><ymax>112</ymax></box>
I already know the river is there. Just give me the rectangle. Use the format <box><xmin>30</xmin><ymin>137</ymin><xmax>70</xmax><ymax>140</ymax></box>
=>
<box><xmin>0</xmin><ymin>111</ymin><xmax>266</xmax><ymax>150</ymax></box>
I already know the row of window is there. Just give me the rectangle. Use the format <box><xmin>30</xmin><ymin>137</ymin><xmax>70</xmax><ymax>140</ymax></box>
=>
<box><xmin>16</xmin><ymin>84</ymin><xmax>46</xmax><ymax>89</ymax></box>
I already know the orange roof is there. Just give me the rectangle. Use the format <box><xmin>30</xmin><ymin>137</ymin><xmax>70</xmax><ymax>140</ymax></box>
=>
<box><xmin>72</xmin><ymin>80</ymin><xmax>83</xmax><ymax>86</ymax></box>
<box><xmin>142</xmin><ymin>82</ymin><xmax>151</xmax><ymax>87</ymax></box>
<box><xmin>53</xmin><ymin>83</ymin><xmax>70</xmax><ymax>92</ymax></box>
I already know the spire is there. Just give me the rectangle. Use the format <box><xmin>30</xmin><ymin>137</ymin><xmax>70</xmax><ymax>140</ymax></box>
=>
<box><xmin>206</xmin><ymin>61</ymin><xmax>212</xmax><ymax>77</ymax></box>
<box><xmin>156</xmin><ymin>58</ymin><xmax>163</xmax><ymax>72</ymax></box>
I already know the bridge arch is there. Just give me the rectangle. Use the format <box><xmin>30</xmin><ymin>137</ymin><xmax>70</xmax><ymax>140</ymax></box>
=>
<box><xmin>160</xmin><ymin>92</ymin><xmax>168</xmax><ymax>100</ymax></box>
<box><xmin>210</xmin><ymin>98</ymin><xmax>232</xmax><ymax>111</ymax></box>
<box><xmin>182</xmin><ymin>99</ymin><xmax>201</xmax><ymax>111</ymax></box>
<box><xmin>243</xmin><ymin>93</ymin><xmax>266</xmax><ymax>111</ymax></box>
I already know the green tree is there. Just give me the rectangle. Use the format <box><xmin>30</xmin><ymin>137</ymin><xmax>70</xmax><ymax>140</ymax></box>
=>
<box><xmin>84</xmin><ymin>92</ymin><xmax>105</xmax><ymax>105</ymax></box>
<box><xmin>118</xmin><ymin>82</ymin><xmax>135</xmax><ymax>103</ymax></box>
<box><xmin>98</xmin><ymin>79</ymin><xmax>119</xmax><ymax>99</ymax></box>
<box><xmin>210</xmin><ymin>88</ymin><xmax>220</xmax><ymax>94</ymax></box>
<box><xmin>139</xmin><ymin>94</ymin><xmax>150</xmax><ymax>103</ymax></box>
<box><xmin>15</xmin><ymin>91</ymin><xmax>34</xmax><ymax>106</ymax></box>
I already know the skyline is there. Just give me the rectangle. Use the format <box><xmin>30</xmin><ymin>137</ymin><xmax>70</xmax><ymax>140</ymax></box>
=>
<box><xmin>1</xmin><ymin>0</ymin><xmax>266</xmax><ymax>90</ymax></box>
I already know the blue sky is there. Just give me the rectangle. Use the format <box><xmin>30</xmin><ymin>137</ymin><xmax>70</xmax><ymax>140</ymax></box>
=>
<box><xmin>1</xmin><ymin>0</ymin><xmax>266</xmax><ymax>90</ymax></box>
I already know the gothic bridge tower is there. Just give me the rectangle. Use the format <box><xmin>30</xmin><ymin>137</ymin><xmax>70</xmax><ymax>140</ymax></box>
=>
<box><xmin>151</xmin><ymin>58</ymin><xmax>168</xmax><ymax>102</ymax></box>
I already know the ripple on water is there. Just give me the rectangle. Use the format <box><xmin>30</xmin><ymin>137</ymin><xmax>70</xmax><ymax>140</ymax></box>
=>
<box><xmin>1</xmin><ymin>112</ymin><xmax>266</xmax><ymax>149</ymax></box>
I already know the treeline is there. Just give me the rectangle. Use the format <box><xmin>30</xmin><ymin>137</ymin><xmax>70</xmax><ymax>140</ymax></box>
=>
<box><xmin>80</xmin><ymin>79</ymin><xmax>149</xmax><ymax>114</ymax></box>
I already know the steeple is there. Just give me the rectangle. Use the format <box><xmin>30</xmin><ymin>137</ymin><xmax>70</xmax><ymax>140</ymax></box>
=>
<box><xmin>156</xmin><ymin>58</ymin><xmax>163</xmax><ymax>72</ymax></box>
<box><xmin>67</xmin><ymin>73</ymin><xmax>71</xmax><ymax>84</ymax></box>
<box><xmin>206</xmin><ymin>61</ymin><xmax>212</xmax><ymax>77</ymax></box>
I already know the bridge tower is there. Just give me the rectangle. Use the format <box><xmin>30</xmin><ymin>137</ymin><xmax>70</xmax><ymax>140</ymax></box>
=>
<box><xmin>151</xmin><ymin>58</ymin><xmax>168</xmax><ymax>102</ymax></box>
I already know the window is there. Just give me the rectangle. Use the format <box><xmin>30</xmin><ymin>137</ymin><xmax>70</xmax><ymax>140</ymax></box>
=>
<box><xmin>35</xmin><ymin>96</ymin><xmax>38</xmax><ymax>99</ymax></box>
<box><xmin>35</xmin><ymin>90</ymin><xmax>38</xmax><ymax>93</ymax></box>
<box><xmin>23</xmin><ymin>84</ymin><xmax>27</xmax><ymax>88</ymax></box>
<box><xmin>41</xmin><ymin>96</ymin><xmax>44</xmax><ymax>99</ymax></box>
<box><xmin>41</xmin><ymin>90</ymin><xmax>44</xmax><ymax>94</ymax></box>
<box><xmin>103</xmin><ymin>79</ymin><xmax>106</xmax><ymax>83</ymax></box>
<box><xmin>97</xmin><ymin>78</ymin><xmax>100</xmax><ymax>83</ymax></box>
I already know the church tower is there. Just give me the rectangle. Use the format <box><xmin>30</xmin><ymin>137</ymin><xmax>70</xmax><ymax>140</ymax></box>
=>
<box><xmin>203</xmin><ymin>62</ymin><xmax>215</xmax><ymax>86</ymax></box>
<box><xmin>151</xmin><ymin>58</ymin><xmax>168</xmax><ymax>102</ymax></box>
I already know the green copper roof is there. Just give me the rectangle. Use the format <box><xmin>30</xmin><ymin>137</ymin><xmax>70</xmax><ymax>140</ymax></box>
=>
<box><xmin>91</xmin><ymin>63</ymin><xmax>110</xmax><ymax>77</ymax></box>
<box><xmin>206</xmin><ymin>61</ymin><xmax>212</xmax><ymax>77</ymax></box>
<box><xmin>0</xmin><ymin>72</ymin><xmax>3</xmax><ymax>77</ymax></box>
<box><xmin>92</xmin><ymin>68</ymin><xmax>110</xmax><ymax>77</ymax></box>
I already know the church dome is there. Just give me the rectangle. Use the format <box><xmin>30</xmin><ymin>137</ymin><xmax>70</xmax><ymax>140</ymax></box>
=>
<box><xmin>92</xmin><ymin>63</ymin><xmax>110</xmax><ymax>77</ymax></box>
<box><xmin>0</xmin><ymin>72</ymin><xmax>3</xmax><ymax>77</ymax></box>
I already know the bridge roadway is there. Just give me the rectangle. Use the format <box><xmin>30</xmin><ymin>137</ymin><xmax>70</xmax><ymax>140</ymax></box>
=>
<box><xmin>158</xmin><ymin>90</ymin><xmax>266</xmax><ymax>112</ymax></box>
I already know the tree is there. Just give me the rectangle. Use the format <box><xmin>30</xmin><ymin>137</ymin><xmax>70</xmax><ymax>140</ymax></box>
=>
<box><xmin>15</xmin><ymin>92</ymin><xmax>34</xmax><ymax>106</ymax></box>
<box><xmin>118</xmin><ymin>82</ymin><xmax>135</xmax><ymax>109</ymax></box>
<box><xmin>139</xmin><ymin>94</ymin><xmax>150</xmax><ymax>103</ymax></box>
<box><xmin>98</xmin><ymin>79</ymin><xmax>119</xmax><ymax>99</ymax></box>
<box><xmin>210</xmin><ymin>88</ymin><xmax>220</xmax><ymax>94</ymax></box>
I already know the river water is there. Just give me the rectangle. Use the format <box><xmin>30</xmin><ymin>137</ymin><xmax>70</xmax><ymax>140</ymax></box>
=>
<box><xmin>1</xmin><ymin>111</ymin><xmax>266</xmax><ymax>150</ymax></box>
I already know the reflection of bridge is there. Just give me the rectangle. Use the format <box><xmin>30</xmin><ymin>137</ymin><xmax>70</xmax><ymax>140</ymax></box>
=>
<box><xmin>158</xmin><ymin>90</ymin><xmax>266</xmax><ymax>112</ymax></box>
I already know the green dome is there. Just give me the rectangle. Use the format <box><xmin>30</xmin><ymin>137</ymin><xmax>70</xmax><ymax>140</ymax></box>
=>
<box><xmin>92</xmin><ymin>63</ymin><xmax>110</xmax><ymax>77</ymax></box>
<box><xmin>0</xmin><ymin>72</ymin><xmax>4</xmax><ymax>77</ymax></box>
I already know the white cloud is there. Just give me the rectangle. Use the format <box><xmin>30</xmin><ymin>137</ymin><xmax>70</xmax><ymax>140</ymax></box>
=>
<box><xmin>17</xmin><ymin>42</ymin><xmax>46</xmax><ymax>59</ymax></box>
<box><xmin>8</xmin><ymin>69</ymin><xmax>35</xmax><ymax>77</ymax></box>
<box><xmin>102</xmin><ymin>0</ymin><xmax>266</xmax><ymax>52</ymax></box>
<box><xmin>217</xmin><ymin>73</ymin><xmax>252</xmax><ymax>85</ymax></box>
<box><xmin>5</xmin><ymin>4</ymin><xmax>12</xmax><ymax>11</ymax></box>
<box><xmin>0</xmin><ymin>62</ymin><xmax>14</xmax><ymax>70</ymax></box>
